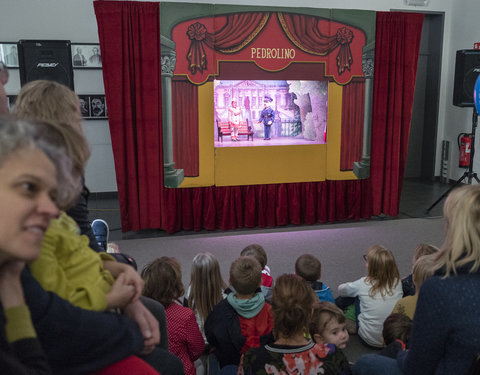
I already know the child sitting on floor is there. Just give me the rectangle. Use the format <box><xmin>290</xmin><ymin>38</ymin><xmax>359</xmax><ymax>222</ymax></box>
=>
<box><xmin>393</xmin><ymin>254</ymin><xmax>436</xmax><ymax>319</ymax></box>
<box><xmin>378</xmin><ymin>313</ymin><xmax>412</xmax><ymax>359</ymax></box>
<box><xmin>337</xmin><ymin>245</ymin><xmax>403</xmax><ymax>348</ymax></box>
<box><xmin>401</xmin><ymin>243</ymin><xmax>439</xmax><ymax>297</ymax></box>
<box><xmin>240</xmin><ymin>244</ymin><xmax>273</xmax><ymax>302</ymax></box>
<box><xmin>239</xmin><ymin>274</ymin><xmax>351</xmax><ymax>375</ymax></box>
<box><xmin>142</xmin><ymin>257</ymin><xmax>205</xmax><ymax>375</ymax></box>
<box><xmin>205</xmin><ymin>256</ymin><xmax>274</xmax><ymax>372</ymax></box>
<box><xmin>185</xmin><ymin>252</ymin><xmax>227</xmax><ymax>375</ymax></box>
<box><xmin>295</xmin><ymin>254</ymin><xmax>335</xmax><ymax>303</ymax></box>
<box><xmin>309</xmin><ymin>301</ymin><xmax>350</xmax><ymax>350</ymax></box>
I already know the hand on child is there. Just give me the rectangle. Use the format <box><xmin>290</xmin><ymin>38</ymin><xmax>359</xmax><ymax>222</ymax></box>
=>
<box><xmin>118</xmin><ymin>263</ymin><xmax>144</xmax><ymax>302</ymax></box>
<box><xmin>103</xmin><ymin>260</ymin><xmax>144</xmax><ymax>302</ymax></box>
<box><xmin>106</xmin><ymin>272</ymin><xmax>135</xmax><ymax>309</ymax></box>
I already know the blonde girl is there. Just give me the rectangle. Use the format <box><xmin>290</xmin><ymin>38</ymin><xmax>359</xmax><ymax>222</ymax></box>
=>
<box><xmin>186</xmin><ymin>252</ymin><xmax>226</xmax><ymax>340</ymax></box>
<box><xmin>337</xmin><ymin>245</ymin><xmax>402</xmax><ymax>347</ymax></box>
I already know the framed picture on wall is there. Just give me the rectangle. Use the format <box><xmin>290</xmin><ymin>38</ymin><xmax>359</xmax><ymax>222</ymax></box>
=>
<box><xmin>0</xmin><ymin>42</ymin><xmax>19</xmax><ymax>68</ymax></box>
<box><xmin>71</xmin><ymin>43</ymin><xmax>102</xmax><ymax>69</ymax></box>
<box><xmin>79</xmin><ymin>95</ymin><xmax>108</xmax><ymax>120</ymax></box>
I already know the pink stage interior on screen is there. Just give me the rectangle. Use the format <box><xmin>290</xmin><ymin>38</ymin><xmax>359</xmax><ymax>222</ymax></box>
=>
<box><xmin>214</xmin><ymin>79</ymin><xmax>328</xmax><ymax>147</ymax></box>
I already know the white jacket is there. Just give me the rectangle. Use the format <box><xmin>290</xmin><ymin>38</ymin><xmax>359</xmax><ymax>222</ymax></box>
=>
<box><xmin>338</xmin><ymin>277</ymin><xmax>403</xmax><ymax>347</ymax></box>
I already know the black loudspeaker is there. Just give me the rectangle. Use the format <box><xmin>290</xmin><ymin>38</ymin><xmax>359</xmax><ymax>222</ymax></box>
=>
<box><xmin>453</xmin><ymin>49</ymin><xmax>480</xmax><ymax>107</ymax></box>
<box><xmin>18</xmin><ymin>40</ymin><xmax>74</xmax><ymax>90</ymax></box>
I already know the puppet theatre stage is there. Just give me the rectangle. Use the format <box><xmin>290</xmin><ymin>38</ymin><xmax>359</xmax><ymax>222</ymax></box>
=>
<box><xmin>94</xmin><ymin>2</ymin><xmax>423</xmax><ymax>234</ymax></box>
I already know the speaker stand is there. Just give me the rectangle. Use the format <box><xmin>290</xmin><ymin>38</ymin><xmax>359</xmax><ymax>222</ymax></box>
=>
<box><xmin>426</xmin><ymin>107</ymin><xmax>480</xmax><ymax>214</ymax></box>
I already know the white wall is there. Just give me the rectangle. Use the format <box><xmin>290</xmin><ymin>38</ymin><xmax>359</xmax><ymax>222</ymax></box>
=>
<box><xmin>441</xmin><ymin>1</ymin><xmax>480</xmax><ymax>181</ymax></box>
<box><xmin>2</xmin><ymin>0</ymin><xmax>467</xmax><ymax>192</ymax></box>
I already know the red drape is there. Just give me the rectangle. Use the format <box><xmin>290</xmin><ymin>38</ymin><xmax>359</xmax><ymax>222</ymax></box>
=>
<box><xmin>172</xmin><ymin>81</ymin><xmax>199</xmax><ymax>177</ymax></box>
<box><xmin>94</xmin><ymin>1</ymin><xmax>163</xmax><ymax>232</ymax></box>
<box><xmin>341</xmin><ymin>81</ymin><xmax>365</xmax><ymax>171</ymax></box>
<box><xmin>370</xmin><ymin>12</ymin><xmax>424</xmax><ymax>216</ymax></box>
<box><xmin>160</xmin><ymin>180</ymin><xmax>372</xmax><ymax>234</ymax></box>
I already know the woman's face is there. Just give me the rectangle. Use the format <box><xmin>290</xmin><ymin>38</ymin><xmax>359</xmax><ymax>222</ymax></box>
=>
<box><xmin>0</xmin><ymin>147</ymin><xmax>59</xmax><ymax>264</ymax></box>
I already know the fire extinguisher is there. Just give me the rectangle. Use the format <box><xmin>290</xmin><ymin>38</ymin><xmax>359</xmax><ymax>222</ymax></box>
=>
<box><xmin>458</xmin><ymin>133</ymin><xmax>472</xmax><ymax>168</ymax></box>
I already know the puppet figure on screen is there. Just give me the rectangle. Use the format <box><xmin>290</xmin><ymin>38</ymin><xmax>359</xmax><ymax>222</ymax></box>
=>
<box><xmin>257</xmin><ymin>95</ymin><xmax>275</xmax><ymax>140</ymax></box>
<box><xmin>228</xmin><ymin>99</ymin><xmax>242</xmax><ymax>141</ymax></box>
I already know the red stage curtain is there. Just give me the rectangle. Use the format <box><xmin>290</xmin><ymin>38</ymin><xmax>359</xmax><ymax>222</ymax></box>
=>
<box><xmin>94</xmin><ymin>1</ymin><xmax>163</xmax><ymax>232</ymax></box>
<box><xmin>341</xmin><ymin>81</ymin><xmax>365</xmax><ymax>171</ymax></box>
<box><xmin>370</xmin><ymin>12</ymin><xmax>424</xmax><ymax>216</ymax></box>
<box><xmin>160</xmin><ymin>180</ymin><xmax>372</xmax><ymax>234</ymax></box>
<box><xmin>172</xmin><ymin>81</ymin><xmax>199</xmax><ymax>177</ymax></box>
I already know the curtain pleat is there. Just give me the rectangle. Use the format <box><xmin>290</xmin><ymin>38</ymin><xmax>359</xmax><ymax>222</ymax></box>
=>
<box><xmin>370</xmin><ymin>12</ymin><xmax>424</xmax><ymax>216</ymax></box>
<box><xmin>341</xmin><ymin>81</ymin><xmax>365</xmax><ymax>170</ymax></box>
<box><xmin>172</xmin><ymin>81</ymin><xmax>199</xmax><ymax>176</ymax></box>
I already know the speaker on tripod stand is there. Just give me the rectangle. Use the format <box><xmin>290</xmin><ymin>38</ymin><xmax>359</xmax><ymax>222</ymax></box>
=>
<box><xmin>426</xmin><ymin>49</ymin><xmax>480</xmax><ymax>213</ymax></box>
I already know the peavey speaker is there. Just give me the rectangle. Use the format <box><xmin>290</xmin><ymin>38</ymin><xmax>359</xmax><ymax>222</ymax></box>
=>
<box><xmin>18</xmin><ymin>40</ymin><xmax>74</xmax><ymax>90</ymax></box>
<box><xmin>453</xmin><ymin>49</ymin><xmax>480</xmax><ymax>107</ymax></box>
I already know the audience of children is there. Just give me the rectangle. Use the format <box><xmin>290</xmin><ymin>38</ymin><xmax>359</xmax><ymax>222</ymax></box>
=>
<box><xmin>401</xmin><ymin>243</ymin><xmax>439</xmax><ymax>297</ymax></box>
<box><xmin>295</xmin><ymin>254</ymin><xmax>335</xmax><ymax>303</ymax></box>
<box><xmin>337</xmin><ymin>245</ymin><xmax>403</xmax><ymax>348</ymax></box>
<box><xmin>142</xmin><ymin>256</ymin><xmax>205</xmax><ymax>375</ymax></box>
<box><xmin>204</xmin><ymin>256</ymin><xmax>274</xmax><ymax>371</ymax></box>
<box><xmin>240</xmin><ymin>244</ymin><xmax>273</xmax><ymax>302</ymax></box>
<box><xmin>239</xmin><ymin>274</ymin><xmax>351</xmax><ymax>375</ymax></box>
<box><xmin>0</xmin><ymin>117</ymin><xmax>161</xmax><ymax>374</ymax></box>
<box><xmin>353</xmin><ymin>185</ymin><xmax>480</xmax><ymax>375</ymax></box>
<box><xmin>377</xmin><ymin>313</ymin><xmax>412</xmax><ymax>359</ymax></box>
<box><xmin>309</xmin><ymin>301</ymin><xmax>350</xmax><ymax>350</ymax></box>
<box><xmin>392</xmin><ymin>254</ymin><xmax>436</xmax><ymax>319</ymax></box>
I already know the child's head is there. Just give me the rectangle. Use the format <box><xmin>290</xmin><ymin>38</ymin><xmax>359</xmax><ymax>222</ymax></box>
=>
<box><xmin>412</xmin><ymin>243</ymin><xmax>439</xmax><ymax>265</ymax></box>
<box><xmin>309</xmin><ymin>302</ymin><xmax>349</xmax><ymax>349</ymax></box>
<box><xmin>189</xmin><ymin>252</ymin><xmax>226</xmax><ymax>320</ymax></box>
<box><xmin>240</xmin><ymin>244</ymin><xmax>267</xmax><ymax>269</ymax></box>
<box><xmin>229</xmin><ymin>256</ymin><xmax>262</xmax><ymax>296</ymax></box>
<box><xmin>141</xmin><ymin>256</ymin><xmax>184</xmax><ymax>307</ymax></box>
<box><xmin>295</xmin><ymin>254</ymin><xmax>321</xmax><ymax>282</ymax></box>
<box><xmin>365</xmin><ymin>245</ymin><xmax>400</xmax><ymax>298</ymax></box>
<box><xmin>272</xmin><ymin>274</ymin><xmax>315</xmax><ymax>339</ymax></box>
<box><xmin>382</xmin><ymin>313</ymin><xmax>412</xmax><ymax>346</ymax></box>
<box><xmin>412</xmin><ymin>254</ymin><xmax>436</xmax><ymax>292</ymax></box>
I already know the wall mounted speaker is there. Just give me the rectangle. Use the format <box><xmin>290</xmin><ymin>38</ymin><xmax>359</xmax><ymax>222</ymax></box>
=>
<box><xmin>18</xmin><ymin>40</ymin><xmax>74</xmax><ymax>90</ymax></box>
<box><xmin>453</xmin><ymin>49</ymin><xmax>480</xmax><ymax>107</ymax></box>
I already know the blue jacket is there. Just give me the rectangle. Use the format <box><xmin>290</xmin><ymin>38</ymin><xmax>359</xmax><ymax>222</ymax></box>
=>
<box><xmin>22</xmin><ymin>268</ymin><xmax>144</xmax><ymax>375</ymax></box>
<box><xmin>310</xmin><ymin>281</ymin><xmax>335</xmax><ymax>303</ymax></box>
<box><xmin>258</xmin><ymin>107</ymin><xmax>275</xmax><ymax>126</ymax></box>
<box><xmin>397</xmin><ymin>266</ymin><xmax>480</xmax><ymax>375</ymax></box>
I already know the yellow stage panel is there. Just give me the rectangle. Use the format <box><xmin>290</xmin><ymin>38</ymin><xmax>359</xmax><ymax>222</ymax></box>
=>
<box><xmin>180</xmin><ymin>80</ymin><xmax>357</xmax><ymax>188</ymax></box>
